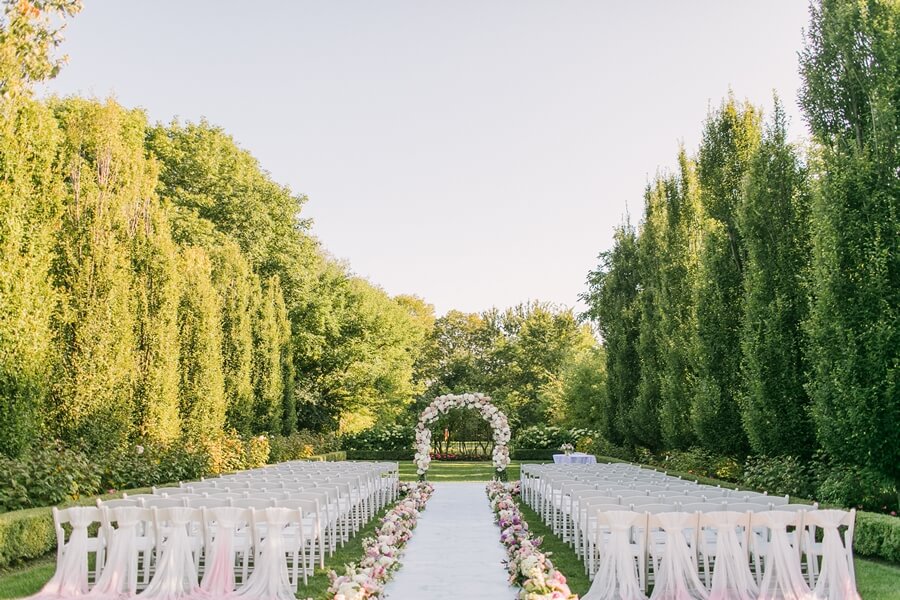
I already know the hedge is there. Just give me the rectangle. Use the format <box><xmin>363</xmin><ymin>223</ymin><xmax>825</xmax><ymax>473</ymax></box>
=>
<box><xmin>345</xmin><ymin>450</ymin><xmax>414</xmax><ymax>461</ymax></box>
<box><xmin>510</xmin><ymin>448</ymin><xmax>558</xmax><ymax>461</ymax></box>
<box><xmin>0</xmin><ymin>507</ymin><xmax>55</xmax><ymax>568</ymax></box>
<box><xmin>855</xmin><ymin>512</ymin><xmax>900</xmax><ymax>563</ymax></box>
<box><xmin>304</xmin><ymin>451</ymin><xmax>347</xmax><ymax>462</ymax></box>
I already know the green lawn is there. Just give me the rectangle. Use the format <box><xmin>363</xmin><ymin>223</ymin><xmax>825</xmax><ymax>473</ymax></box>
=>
<box><xmin>2</xmin><ymin>461</ymin><xmax>898</xmax><ymax>599</ymax></box>
<box><xmin>398</xmin><ymin>459</ymin><xmax>521</xmax><ymax>482</ymax></box>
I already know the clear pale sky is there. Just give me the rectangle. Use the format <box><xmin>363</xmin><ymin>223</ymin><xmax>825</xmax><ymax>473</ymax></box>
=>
<box><xmin>42</xmin><ymin>1</ymin><xmax>812</xmax><ymax>315</ymax></box>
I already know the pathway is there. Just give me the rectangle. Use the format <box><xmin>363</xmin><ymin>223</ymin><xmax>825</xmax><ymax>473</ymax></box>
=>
<box><xmin>385</xmin><ymin>482</ymin><xmax>516</xmax><ymax>599</ymax></box>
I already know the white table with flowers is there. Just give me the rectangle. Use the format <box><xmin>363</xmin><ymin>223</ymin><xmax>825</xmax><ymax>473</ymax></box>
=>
<box><xmin>552</xmin><ymin>452</ymin><xmax>597</xmax><ymax>464</ymax></box>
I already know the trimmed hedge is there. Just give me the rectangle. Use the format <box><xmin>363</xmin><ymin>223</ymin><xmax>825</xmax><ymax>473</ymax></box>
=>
<box><xmin>0</xmin><ymin>507</ymin><xmax>54</xmax><ymax>568</ymax></box>
<box><xmin>345</xmin><ymin>450</ymin><xmax>414</xmax><ymax>461</ymax></box>
<box><xmin>855</xmin><ymin>512</ymin><xmax>900</xmax><ymax>563</ymax></box>
<box><xmin>510</xmin><ymin>448</ymin><xmax>558</xmax><ymax>461</ymax></box>
<box><xmin>304</xmin><ymin>451</ymin><xmax>347</xmax><ymax>462</ymax></box>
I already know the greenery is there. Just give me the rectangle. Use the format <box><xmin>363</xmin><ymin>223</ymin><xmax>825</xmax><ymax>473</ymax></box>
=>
<box><xmin>341</xmin><ymin>424</ymin><xmax>415</xmax><ymax>452</ymax></box>
<box><xmin>513</xmin><ymin>425</ymin><xmax>595</xmax><ymax>450</ymax></box>
<box><xmin>581</xmin><ymin>0</ymin><xmax>899</xmax><ymax>513</ymax></box>
<box><xmin>268</xmin><ymin>430</ymin><xmax>341</xmax><ymax>463</ymax></box>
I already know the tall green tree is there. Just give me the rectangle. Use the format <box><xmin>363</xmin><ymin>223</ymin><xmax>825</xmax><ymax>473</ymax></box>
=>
<box><xmin>633</xmin><ymin>179</ymin><xmax>667</xmax><ymax>450</ymax></box>
<box><xmin>738</xmin><ymin>100</ymin><xmax>814</xmax><ymax>457</ymax></box>
<box><xmin>800</xmin><ymin>0</ymin><xmax>899</xmax><ymax>489</ymax></box>
<box><xmin>693</xmin><ymin>97</ymin><xmax>761</xmax><ymax>456</ymax></box>
<box><xmin>0</xmin><ymin>0</ymin><xmax>79</xmax><ymax>456</ymax></box>
<box><xmin>50</xmin><ymin>98</ymin><xmax>157</xmax><ymax>452</ymax></box>
<box><xmin>658</xmin><ymin>153</ymin><xmax>703</xmax><ymax>450</ymax></box>
<box><xmin>211</xmin><ymin>241</ymin><xmax>255</xmax><ymax>435</ymax></box>
<box><xmin>274</xmin><ymin>281</ymin><xmax>296</xmax><ymax>435</ymax></box>
<box><xmin>252</xmin><ymin>276</ymin><xmax>285</xmax><ymax>434</ymax></box>
<box><xmin>582</xmin><ymin>222</ymin><xmax>641</xmax><ymax>445</ymax></box>
<box><xmin>177</xmin><ymin>247</ymin><xmax>226</xmax><ymax>439</ymax></box>
<box><xmin>131</xmin><ymin>205</ymin><xmax>182</xmax><ymax>445</ymax></box>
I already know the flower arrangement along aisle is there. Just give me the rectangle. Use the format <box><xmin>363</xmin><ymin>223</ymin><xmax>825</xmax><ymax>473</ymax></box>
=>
<box><xmin>326</xmin><ymin>482</ymin><xmax>435</xmax><ymax>600</ymax></box>
<box><xmin>486</xmin><ymin>481</ymin><xmax>578</xmax><ymax>600</ymax></box>
<box><xmin>415</xmin><ymin>393</ymin><xmax>511</xmax><ymax>480</ymax></box>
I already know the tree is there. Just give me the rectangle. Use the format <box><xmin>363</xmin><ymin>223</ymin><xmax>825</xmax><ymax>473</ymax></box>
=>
<box><xmin>177</xmin><ymin>247</ymin><xmax>226</xmax><ymax>439</ymax></box>
<box><xmin>582</xmin><ymin>221</ymin><xmax>641</xmax><ymax>444</ymax></box>
<box><xmin>738</xmin><ymin>99</ymin><xmax>815</xmax><ymax>457</ymax></box>
<box><xmin>131</xmin><ymin>205</ymin><xmax>182</xmax><ymax>445</ymax></box>
<box><xmin>632</xmin><ymin>179</ymin><xmax>667</xmax><ymax>450</ymax></box>
<box><xmin>800</xmin><ymin>0</ymin><xmax>899</xmax><ymax>491</ymax></box>
<box><xmin>657</xmin><ymin>152</ymin><xmax>703</xmax><ymax>450</ymax></box>
<box><xmin>211</xmin><ymin>241</ymin><xmax>255</xmax><ymax>435</ymax></box>
<box><xmin>50</xmin><ymin>98</ymin><xmax>159</xmax><ymax>452</ymax></box>
<box><xmin>0</xmin><ymin>0</ymin><xmax>82</xmax><ymax>98</ymax></box>
<box><xmin>693</xmin><ymin>97</ymin><xmax>761</xmax><ymax>456</ymax></box>
<box><xmin>0</xmin><ymin>0</ymin><xmax>80</xmax><ymax>456</ymax></box>
<box><xmin>252</xmin><ymin>275</ymin><xmax>285</xmax><ymax>434</ymax></box>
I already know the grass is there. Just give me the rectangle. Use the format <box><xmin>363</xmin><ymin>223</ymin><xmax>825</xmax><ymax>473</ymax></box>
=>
<box><xmin>398</xmin><ymin>459</ymin><xmax>521</xmax><ymax>482</ymax></box>
<box><xmin>3</xmin><ymin>462</ymin><xmax>898</xmax><ymax>599</ymax></box>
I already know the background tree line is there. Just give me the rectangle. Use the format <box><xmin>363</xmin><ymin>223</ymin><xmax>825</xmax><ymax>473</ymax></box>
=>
<box><xmin>0</xmin><ymin>0</ymin><xmax>431</xmax><ymax>463</ymax></box>
<box><xmin>582</xmin><ymin>0</ymin><xmax>897</xmax><ymax>508</ymax></box>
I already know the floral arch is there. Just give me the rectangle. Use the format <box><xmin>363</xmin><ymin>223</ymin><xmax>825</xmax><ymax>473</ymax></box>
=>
<box><xmin>415</xmin><ymin>393</ymin><xmax>511</xmax><ymax>480</ymax></box>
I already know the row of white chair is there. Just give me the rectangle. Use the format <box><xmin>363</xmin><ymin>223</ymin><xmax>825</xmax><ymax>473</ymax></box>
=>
<box><xmin>40</xmin><ymin>460</ymin><xmax>399</xmax><ymax>600</ymax></box>
<box><xmin>519</xmin><ymin>463</ymin><xmax>859</xmax><ymax>598</ymax></box>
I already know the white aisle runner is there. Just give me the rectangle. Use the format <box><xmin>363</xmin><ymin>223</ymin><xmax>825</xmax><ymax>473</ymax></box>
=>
<box><xmin>385</xmin><ymin>482</ymin><xmax>517</xmax><ymax>600</ymax></box>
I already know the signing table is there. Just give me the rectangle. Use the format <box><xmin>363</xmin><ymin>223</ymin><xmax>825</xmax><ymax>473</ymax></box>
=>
<box><xmin>552</xmin><ymin>452</ymin><xmax>597</xmax><ymax>464</ymax></box>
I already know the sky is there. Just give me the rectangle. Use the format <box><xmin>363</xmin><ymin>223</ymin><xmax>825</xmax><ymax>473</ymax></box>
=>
<box><xmin>42</xmin><ymin>1</ymin><xmax>812</xmax><ymax>316</ymax></box>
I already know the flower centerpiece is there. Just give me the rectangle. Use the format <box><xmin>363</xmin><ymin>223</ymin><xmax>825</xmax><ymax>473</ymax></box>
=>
<box><xmin>559</xmin><ymin>443</ymin><xmax>574</xmax><ymax>456</ymax></box>
<box><xmin>415</xmin><ymin>393</ymin><xmax>511</xmax><ymax>481</ymax></box>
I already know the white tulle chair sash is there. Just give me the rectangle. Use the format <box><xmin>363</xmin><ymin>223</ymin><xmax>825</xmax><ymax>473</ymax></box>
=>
<box><xmin>649</xmin><ymin>512</ymin><xmax>708</xmax><ymax>600</ymax></box>
<box><xmin>705</xmin><ymin>513</ymin><xmax>758</xmax><ymax>600</ymax></box>
<box><xmin>232</xmin><ymin>509</ymin><xmax>295</xmax><ymax>600</ymax></box>
<box><xmin>582</xmin><ymin>512</ymin><xmax>647</xmax><ymax>600</ymax></box>
<box><xmin>30</xmin><ymin>509</ymin><xmax>95</xmax><ymax>600</ymax></box>
<box><xmin>137</xmin><ymin>512</ymin><xmax>203</xmax><ymax>600</ymax></box>
<box><xmin>86</xmin><ymin>511</ymin><xmax>143</xmax><ymax>600</ymax></box>
<box><xmin>757</xmin><ymin>511</ymin><xmax>811</xmax><ymax>600</ymax></box>
<box><xmin>808</xmin><ymin>510</ymin><xmax>860</xmax><ymax>600</ymax></box>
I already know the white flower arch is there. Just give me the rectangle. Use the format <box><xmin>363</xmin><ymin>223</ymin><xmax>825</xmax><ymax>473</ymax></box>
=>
<box><xmin>415</xmin><ymin>393</ymin><xmax>511</xmax><ymax>479</ymax></box>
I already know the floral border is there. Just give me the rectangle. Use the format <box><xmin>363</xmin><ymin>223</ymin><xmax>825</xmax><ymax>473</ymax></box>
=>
<box><xmin>415</xmin><ymin>393</ymin><xmax>511</xmax><ymax>478</ymax></box>
<box><xmin>326</xmin><ymin>481</ymin><xmax>435</xmax><ymax>600</ymax></box>
<box><xmin>486</xmin><ymin>481</ymin><xmax>578</xmax><ymax>600</ymax></box>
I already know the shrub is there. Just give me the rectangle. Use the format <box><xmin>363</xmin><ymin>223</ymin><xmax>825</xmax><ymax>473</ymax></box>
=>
<box><xmin>741</xmin><ymin>455</ymin><xmax>819</xmax><ymax>499</ymax></box>
<box><xmin>341</xmin><ymin>424</ymin><xmax>414</xmax><ymax>452</ymax></box>
<box><xmin>509</xmin><ymin>448</ymin><xmax>558</xmax><ymax>461</ymax></box>
<box><xmin>269</xmin><ymin>429</ymin><xmax>340</xmax><ymax>462</ymax></box>
<box><xmin>97</xmin><ymin>444</ymin><xmax>165</xmax><ymax>491</ymax></box>
<box><xmin>816</xmin><ymin>463</ymin><xmax>898</xmax><ymax>513</ymax></box>
<box><xmin>345</xmin><ymin>450</ymin><xmax>414</xmax><ymax>461</ymax></box>
<box><xmin>854</xmin><ymin>512</ymin><xmax>900</xmax><ymax>563</ymax></box>
<box><xmin>513</xmin><ymin>425</ymin><xmax>596</xmax><ymax>450</ymax></box>
<box><xmin>583</xmin><ymin>436</ymin><xmax>636</xmax><ymax>462</ymax></box>
<box><xmin>0</xmin><ymin>442</ymin><xmax>101</xmax><ymax>512</ymax></box>
<box><xmin>0</xmin><ymin>507</ymin><xmax>55</xmax><ymax>568</ymax></box>
<box><xmin>244</xmin><ymin>435</ymin><xmax>270</xmax><ymax>468</ymax></box>
<box><xmin>660</xmin><ymin>448</ymin><xmax>743</xmax><ymax>483</ymax></box>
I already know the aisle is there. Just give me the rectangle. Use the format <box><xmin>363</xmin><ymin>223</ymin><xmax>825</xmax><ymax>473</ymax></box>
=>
<box><xmin>385</xmin><ymin>482</ymin><xmax>516</xmax><ymax>599</ymax></box>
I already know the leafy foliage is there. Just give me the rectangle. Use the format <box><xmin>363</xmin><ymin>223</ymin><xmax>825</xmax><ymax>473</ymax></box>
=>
<box><xmin>738</xmin><ymin>100</ymin><xmax>815</xmax><ymax>457</ymax></box>
<box><xmin>801</xmin><ymin>0</ymin><xmax>900</xmax><ymax>495</ymax></box>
